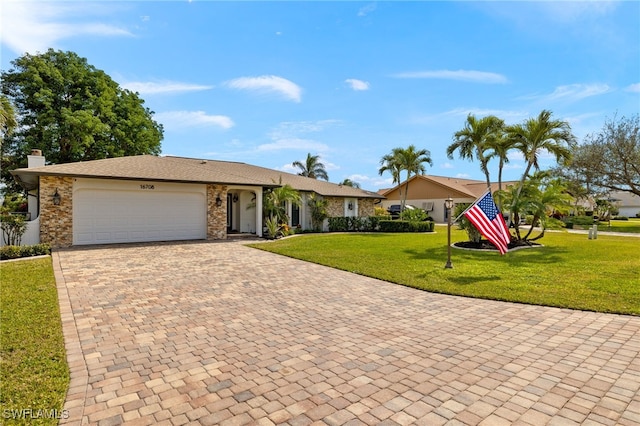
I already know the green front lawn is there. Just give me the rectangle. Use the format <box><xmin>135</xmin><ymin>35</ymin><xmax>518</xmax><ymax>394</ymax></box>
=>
<box><xmin>250</xmin><ymin>230</ymin><xmax>640</xmax><ymax>315</ymax></box>
<box><xmin>598</xmin><ymin>217</ymin><xmax>640</xmax><ymax>233</ymax></box>
<box><xmin>0</xmin><ymin>258</ymin><xmax>69</xmax><ymax>425</ymax></box>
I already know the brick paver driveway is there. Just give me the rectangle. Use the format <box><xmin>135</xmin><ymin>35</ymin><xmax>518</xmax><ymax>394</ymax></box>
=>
<box><xmin>54</xmin><ymin>240</ymin><xmax>640</xmax><ymax>425</ymax></box>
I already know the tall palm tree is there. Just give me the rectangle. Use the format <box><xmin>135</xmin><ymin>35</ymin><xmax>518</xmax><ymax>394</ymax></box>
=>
<box><xmin>486</xmin><ymin>135</ymin><xmax>517</xmax><ymax>209</ymax></box>
<box><xmin>292</xmin><ymin>153</ymin><xmax>329</xmax><ymax>180</ymax></box>
<box><xmin>379</xmin><ymin>148</ymin><xmax>404</xmax><ymax>205</ymax></box>
<box><xmin>447</xmin><ymin>114</ymin><xmax>504</xmax><ymax>189</ymax></box>
<box><xmin>0</xmin><ymin>95</ymin><xmax>18</xmax><ymax>145</ymax></box>
<box><xmin>506</xmin><ymin>110</ymin><xmax>576</xmax><ymax>200</ymax></box>
<box><xmin>379</xmin><ymin>145</ymin><xmax>432</xmax><ymax>211</ymax></box>
<box><xmin>396</xmin><ymin>145</ymin><xmax>432</xmax><ymax>210</ymax></box>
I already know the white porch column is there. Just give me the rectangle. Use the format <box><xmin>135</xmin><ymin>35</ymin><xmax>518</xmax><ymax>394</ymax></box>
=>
<box><xmin>27</xmin><ymin>150</ymin><xmax>45</xmax><ymax>220</ymax></box>
<box><xmin>255</xmin><ymin>188</ymin><xmax>263</xmax><ymax>237</ymax></box>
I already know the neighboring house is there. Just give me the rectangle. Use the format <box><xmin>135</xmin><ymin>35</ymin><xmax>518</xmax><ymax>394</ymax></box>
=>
<box><xmin>610</xmin><ymin>191</ymin><xmax>640</xmax><ymax>218</ymax></box>
<box><xmin>380</xmin><ymin>175</ymin><xmax>517</xmax><ymax>222</ymax></box>
<box><xmin>10</xmin><ymin>152</ymin><xmax>382</xmax><ymax>248</ymax></box>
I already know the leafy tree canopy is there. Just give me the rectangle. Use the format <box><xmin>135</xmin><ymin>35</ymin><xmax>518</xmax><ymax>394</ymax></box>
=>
<box><xmin>564</xmin><ymin>114</ymin><xmax>639</xmax><ymax>197</ymax></box>
<box><xmin>1</xmin><ymin>49</ymin><xmax>163</xmax><ymax>193</ymax></box>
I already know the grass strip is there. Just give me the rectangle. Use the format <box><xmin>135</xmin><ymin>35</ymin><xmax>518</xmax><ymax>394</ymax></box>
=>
<box><xmin>1</xmin><ymin>257</ymin><xmax>69</xmax><ymax>425</ymax></box>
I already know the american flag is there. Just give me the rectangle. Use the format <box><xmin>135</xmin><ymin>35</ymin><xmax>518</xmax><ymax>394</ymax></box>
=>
<box><xmin>463</xmin><ymin>190</ymin><xmax>511</xmax><ymax>255</ymax></box>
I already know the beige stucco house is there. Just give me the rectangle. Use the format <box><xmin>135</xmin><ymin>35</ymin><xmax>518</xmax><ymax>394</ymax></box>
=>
<box><xmin>10</xmin><ymin>152</ymin><xmax>382</xmax><ymax>248</ymax></box>
<box><xmin>380</xmin><ymin>175</ymin><xmax>517</xmax><ymax>222</ymax></box>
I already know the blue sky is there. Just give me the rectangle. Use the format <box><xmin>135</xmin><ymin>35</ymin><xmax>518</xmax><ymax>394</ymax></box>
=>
<box><xmin>1</xmin><ymin>1</ymin><xmax>638</xmax><ymax>191</ymax></box>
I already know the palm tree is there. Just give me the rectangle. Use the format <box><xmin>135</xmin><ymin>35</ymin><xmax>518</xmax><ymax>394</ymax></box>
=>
<box><xmin>396</xmin><ymin>145</ymin><xmax>432</xmax><ymax>210</ymax></box>
<box><xmin>502</xmin><ymin>110</ymin><xmax>575</xmax><ymax>228</ymax></box>
<box><xmin>263</xmin><ymin>178</ymin><xmax>302</xmax><ymax>225</ymax></box>
<box><xmin>0</xmin><ymin>95</ymin><xmax>18</xmax><ymax>145</ymax></box>
<box><xmin>339</xmin><ymin>178</ymin><xmax>361</xmax><ymax>189</ymax></box>
<box><xmin>486</xmin><ymin>135</ymin><xmax>517</xmax><ymax>209</ymax></box>
<box><xmin>500</xmin><ymin>172</ymin><xmax>573</xmax><ymax>242</ymax></box>
<box><xmin>379</xmin><ymin>146</ymin><xmax>433</xmax><ymax>211</ymax></box>
<box><xmin>307</xmin><ymin>193</ymin><xmax>328</xmax><ymax>231</ymax></box>
<box><xmin>506</xmin><ymin>110</ymin><xmax>576</xmax><ymax>193</ymax></box>
<box><xmin>292</xmin><ymin>153</ymin><xmax>329</xmax><ymax>180</ymax></box>
<box><xmin>379</xmin><ymin>149</ymin><xmax>404</xmax><ymax>205</ymax></box>
<box><xmin>447</xmin><ymin>114</ymin><xmax>505</xmax><ymax>189</ymax></box>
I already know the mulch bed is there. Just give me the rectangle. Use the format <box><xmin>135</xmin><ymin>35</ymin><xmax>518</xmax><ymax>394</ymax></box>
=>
<box><xmin>453</xmin><ymin>240</ymin><xmax>542</xmax><ymax>251</ymax></box>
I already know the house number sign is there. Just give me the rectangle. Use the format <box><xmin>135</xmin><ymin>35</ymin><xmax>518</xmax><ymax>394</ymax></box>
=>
<box><xmin>139</xmin><ymin>184</ymin><xmax>155</xmax><ymax>190</ymax></box>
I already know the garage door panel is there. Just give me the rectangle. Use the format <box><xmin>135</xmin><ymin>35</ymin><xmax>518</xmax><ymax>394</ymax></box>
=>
<box><xmin>73</xmin><ymin>180</ymin><xmax>207</xmax><ymax>245</ymax></box>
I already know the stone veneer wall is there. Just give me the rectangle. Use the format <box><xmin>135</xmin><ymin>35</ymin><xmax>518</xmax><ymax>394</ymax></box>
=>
<box><xmin>325</xmin><ymin>197</ymin><xmax>344</xmax><ymax>217</ymax></box>
<box><xmin>325</xmin><ymin>197</ymin><xmax>376</xmax><ymax>217</ymax></box>
<box><xmin>207</xmin><ymin>184</ymin><xmax>227</xmax><ymax>239</ymax></box>
<box><xmin>358</xmin><ymin>199</ymin><xmax>375</xmax><ymax>217</ymax></box>
<box><xmin>40</xmin><ymin>176</ymin><xmax>74</xmax><ymax>248</ymax></box>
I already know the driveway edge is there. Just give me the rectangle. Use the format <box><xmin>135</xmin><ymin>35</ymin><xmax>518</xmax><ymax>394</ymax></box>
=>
<box><xmin>53</xmin><ymin>250</ymin><xmax>88</xmax><ymax>426</ymax></box>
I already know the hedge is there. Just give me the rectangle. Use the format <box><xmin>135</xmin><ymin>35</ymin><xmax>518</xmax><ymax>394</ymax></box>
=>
<box><xmin>0</xmin><ymin>244</ymin><xmax>51</xmax><ymax>260</ymax></box>
<box><xmin>328</xmin><ymin>216</ymin><xmax>391</xmax><ymax>232</ymax></box>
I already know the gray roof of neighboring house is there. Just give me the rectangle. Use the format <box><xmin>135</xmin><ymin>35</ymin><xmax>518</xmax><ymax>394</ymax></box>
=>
<box><xmin>11</xmin><ymin>155</ymin><xmax>383</xmax><ymax>199</ymax></box>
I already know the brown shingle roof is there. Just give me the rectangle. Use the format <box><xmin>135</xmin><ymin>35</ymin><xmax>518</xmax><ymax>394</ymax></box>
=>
<box><xmin>380</xmin><ymin>174</ymin><xmax>519</xmax><ymax>199</ymax></box>
<box><xmin>12</xmin><ymin>155</ymin><xmax>383</xmax><ymax>199</ymax></box>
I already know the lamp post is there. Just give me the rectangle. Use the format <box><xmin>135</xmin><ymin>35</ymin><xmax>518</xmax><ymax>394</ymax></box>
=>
<box><xmin>444</xmin><ymin>197</ymin><xmax>453</xmax><ymax>269</ymax></box>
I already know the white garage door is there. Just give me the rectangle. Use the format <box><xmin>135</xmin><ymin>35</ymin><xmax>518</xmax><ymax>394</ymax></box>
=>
<box><xmin>73</xmin><ymin>179</ymin><xmax>207</xmax><ymax>245</ymax></box>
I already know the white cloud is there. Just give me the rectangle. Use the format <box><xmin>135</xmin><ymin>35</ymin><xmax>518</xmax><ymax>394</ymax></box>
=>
<box><xmin>346</xmin><ymin>174</ymin><xmax>394</xmax><ymax>189</ymax></box>
<box><xmin>440</xmin><ymin>162</ymin><xmax>455</xmax><ymax>169</ymax></box>
<box><xmin>345</xmin><ymin>79</ymin><xmax>370</xmax><ymax>91</ymax></box>
<box><xmin>224</xmin><ymin>75</ymin><xmax>302</xmax><ymax>103</ymax></box>
<box><xmin>525</xmin><ymin>84</ymin><xmax>611</xmax><ymax>103</ymax></box>
<box><xmin>455</xmin><ymin>173</ymin><xmax>472</xmax><ymax>179</ymax></box>
<box><xmin>1</xmin><ymin>1</ymin><xmax>132</xmax><ymax>55</ymax></box>
<box><xmin>155</xmin><ymin>111</ymin><xmax>234</xmax><ymax>130</ymax></box>
<box><xmin>393</xmin><ymin>70</ymin><xmax>508</xmax><ymax>84</ymax></box>
<box><xmin>357</xmin><ymin>3</ymin><xmax>377</xmax><ymax>17</ymax></box>
<box><xmin>268</xmin><ymin>120</ymin><xmax>341</xmax><ymax>139</ymax></box>
<box><xmin>121</xmin><ymin>81</ymin><xmax>213</xmax><ymax>95</ymax></box>
<box><xmin>257</xmin><ymin>138</ymin><xmax>329</xmax><ymax>152</ymax></box>
<box><xmin>625</xmin><ymin>83</ymin><xmax>640</xmax><ymax>93</ymax></box>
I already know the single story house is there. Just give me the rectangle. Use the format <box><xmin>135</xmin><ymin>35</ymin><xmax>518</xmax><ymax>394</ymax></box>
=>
<box><xmin>10</xmin><ymin>151</ymin><xmax>382</xmax><ymax>248</ymax></box>
<box><xmin>379</xmin><ymin>175</ymin><xmax>517</xmax><ymax>222</ymax></box>
<box><xmin>610</xmin><ymin>191</ymin><xmax>640</xmax><ymax>218</ymax></box>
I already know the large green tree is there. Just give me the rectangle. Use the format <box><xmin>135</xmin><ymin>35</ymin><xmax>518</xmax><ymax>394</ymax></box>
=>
<box><xmin>1</xmin><ymin>49</ymin><xmax>163</xmax><ymax>192</ymax></box>
<box><xmin>447</xmin><ymin>114</ymin><xmax>505</xmax><ymax>189</ymax></box>
<box><xmin>565</xmin><ymin>114</ymin><xmax>639</xmax><ymax>197</ymax></box>
<box><xmin>292</xmin><ymin>153</ymin><xmax>329</xmax><ymax>180</ymax></box>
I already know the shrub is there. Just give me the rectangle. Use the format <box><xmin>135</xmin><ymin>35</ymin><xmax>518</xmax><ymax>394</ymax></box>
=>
<box><xmin>400</xmin><ymin>208</ymin><xmax>428</xmax><ymax>222</ymax></box>
<box><xmin>564</xmin><ymin>215</ymin><xmax>596</xmax><ymax>228</ymax></box>
<box><xmin>366</xmin><ymin>215</ymin><xmax>390</xmax><ymax>231</ymax></box>
<box><xmin>0</xmin><ymin>214</ymin><xmax>27</xmax><ymax>246</ymax></box>
<box><xmin>374</xmin><ymin>207</ymin><xmax>388</xmax><ymax>216</ymax></box>
<box><xmin>0</xmin><ymin>244</ymin><xmax>51</xmax><ymax>260</ymax></box>
<box><xmin>327</xmin><ymin>216</ymin><xmax>396</xmax><ymax>232</ymax></box>
<box><xmin>545</xmin><ymin>217</ymin><xmax>566</xmax><ymax>230</ymax></box>
<box><xmin>264</xmin><ymin>216</ymin><xmax>282</xmax><ymax>239</ymax></box>
<box><xmin>612</xmin><ymin>216</ymin><xmax>629</xmax><ymax>221</ymax></box>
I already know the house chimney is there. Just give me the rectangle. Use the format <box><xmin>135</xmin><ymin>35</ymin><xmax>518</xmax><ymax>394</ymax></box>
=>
<box><xmin>27</xmin><ymin>149</ymin><xmax>45</xmax><ymax>168</ymax></box>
